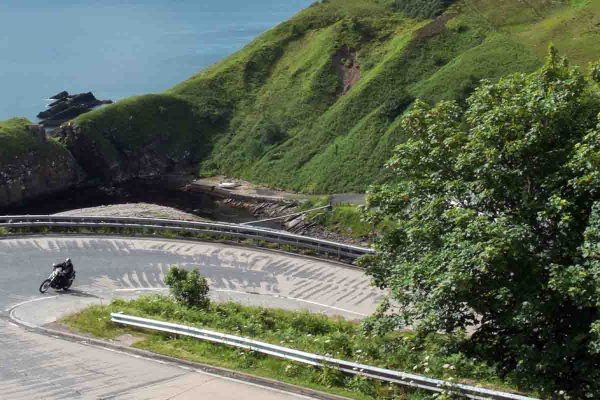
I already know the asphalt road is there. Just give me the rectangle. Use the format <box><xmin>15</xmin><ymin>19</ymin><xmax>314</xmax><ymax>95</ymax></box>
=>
<box><xmin>0</xmin><ymin>236</ymin><xmax>382</xmax><ymax>399</ymax></box>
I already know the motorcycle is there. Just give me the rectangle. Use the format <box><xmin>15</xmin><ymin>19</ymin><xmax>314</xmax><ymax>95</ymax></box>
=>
<box><xmin>39</xmin><ymin>269</ymin><xmax>76</xmax><ymax>293</ymax></box>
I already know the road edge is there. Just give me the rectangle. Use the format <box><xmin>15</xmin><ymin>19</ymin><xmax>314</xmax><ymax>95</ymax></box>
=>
<box><xmin>8</xmin><ymin>303</ymin><xmax>350</xmax><ymax>400</ymax></box>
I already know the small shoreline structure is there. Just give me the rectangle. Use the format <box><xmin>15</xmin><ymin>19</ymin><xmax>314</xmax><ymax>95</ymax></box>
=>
<box><xmin>37</xmin><ymin>90</ymin><xmax>112</xmax><ymax>128</ymax></box>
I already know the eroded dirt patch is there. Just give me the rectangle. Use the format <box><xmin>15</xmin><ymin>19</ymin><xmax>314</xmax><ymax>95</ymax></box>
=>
<box><xmin>114</xmin><ymin>333</ymin><xmax>144</xmax><ymax>347</ymax></box>
<box><xmin>413</xmin><ymin>13</ymin><xmax>453</xmax><ymax>42</ymax></box>
<box><xmin>333</xmin><ymin>46</ymin><xmax>361</xmax><ymax>94</ymax></box>
<box><xmin>50</xmin><ymin>321</ymin><xmax>145</xmax><ymax>346</ymax></box>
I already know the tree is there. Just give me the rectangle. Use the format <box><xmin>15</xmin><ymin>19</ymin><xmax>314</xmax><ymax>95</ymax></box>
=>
<box><xmin>362</xmin><ymin>49</ymin><xmax>600</xmax><ymax>397</ymax></box>
<box><xmin>164</xmin><ymin>266</ymin><xmax>211</xmax><ymax>309</ymax></box>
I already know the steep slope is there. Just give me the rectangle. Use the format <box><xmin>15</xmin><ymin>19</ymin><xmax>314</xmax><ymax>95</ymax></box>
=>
<box><xmin>61</xmin><ymin>0</ymin><xmax>600</xmax><ymax>193</ymax></box>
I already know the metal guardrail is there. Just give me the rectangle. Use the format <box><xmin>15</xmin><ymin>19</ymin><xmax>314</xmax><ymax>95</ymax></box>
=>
<box><xmin>110</xmin><ymin>313</ymin><xmax>537</xmax><ymax>400</ymax></box>
<box><xmin>0</xmin><ymin>215</ymin><xmax>373</xmax><ymax>261</ymax></box>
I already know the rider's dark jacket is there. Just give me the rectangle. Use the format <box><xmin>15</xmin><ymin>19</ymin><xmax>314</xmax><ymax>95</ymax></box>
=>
<box><xmin>53</xmin><ymin>260</ymin><xmax>74</xmax><ymax>276</ymax></box>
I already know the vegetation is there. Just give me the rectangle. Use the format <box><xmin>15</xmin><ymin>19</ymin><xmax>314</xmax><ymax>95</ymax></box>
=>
<box><xmin>62</xmin><ymin>0</ymin><xmax>599</xmax><ymax>193</ymax></box>
<box><xmin>0</xmin><ymin>117</ymin><xmax>80</xmax><ymax>206</ymax></box>
<box><xmin>0</xmin><ymin>117</ymin><xmax>67</xmax><ymax>165</ymax></box>
<box><xmin>295</xmin><ymin>196</ymin><xmax>384</xmax><ymax>240</ymax></box>
<box><xmin>314</xmin><ymin>204</ymin><xmax>375</xmax><ymax>239</ymax></box>
<box><xmin>164</xmin><ymin>266</ymin><xmax>210</xmax><ymax>309</ymax></box>
<box><xmin>392</xmin><ymin>0</ymin><xmax>456</xmax><ymax>19</ymax></box>
<box><xmin>362</xmin><ymin>50</ymin><xmax>600</xmax><ymax>398</ymax></box>
<box><xmin>63</xmin><ymin>295</ymin><xmax>528</xmax><ymax>399</ymax></box>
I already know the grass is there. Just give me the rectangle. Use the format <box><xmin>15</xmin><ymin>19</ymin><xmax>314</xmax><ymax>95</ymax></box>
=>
<box><xmin>462</xmin><ymin>0</ymin><xmax>600</xmax><ymax>69</ymax></box>
<box><xmin>297</xmin><ymin>197</ymin><xmax>383</xmax><ymax>240</ymax></box>
<box><xmin>50</xmin><ymin>0</ymin><xmax>599</xmax><ymax>194</ymax></box>
<box><xmin>63</xmin><ymin>295</ymin><xmax>528</xmax><ymax>399</ymax></box>
<box><xmin>0</xmin><ymin>118</ymin><xmax>81</xmax><ymax>205</ymax></box>
<box><xmin>0</xmin><ymin>118</ymin><xmax>67</xmax><ymax>165</ymax></box>
<box><xmin>318</xmin><ymin>205</ymin><xmax>374</xmax><ymax>239</ymax></box>
<box><xmin>410</xmin><ymin>32</ymin><xmax>541</xmax><ymax>103</ymax></box>
<box><xmin>510</xmin><ymin>1</ymin><xmax>600</xmax><ymax>68</ymax></box>
<box><xmin>391</xmin><ymin>0</ymin><xmax>457</xmax><ymax>19</ymax></box>
<box><xmin>314</xmin><ymin>204</ymin><xmax>376</xmax><ymax>240</ymax></box>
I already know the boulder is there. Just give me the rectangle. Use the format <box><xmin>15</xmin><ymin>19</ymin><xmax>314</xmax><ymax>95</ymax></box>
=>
<box><xmin>70</xmin><ymin>92</ymin><xmax>97</xmax><ymax>103</ymax></box>
<box><xmin>49</xmin><ymin>90</ymin><xmax>69</xmax><ymax>100</ymax></box>
<box><xmin>37</xmin><ymin>101</ymin><xmax>69</xmax><ymax>119</ymax></box>
<box><xmin>37</xmin><ymin>91</ymin><xmax>112</xmax><ymax>127</ymax></box>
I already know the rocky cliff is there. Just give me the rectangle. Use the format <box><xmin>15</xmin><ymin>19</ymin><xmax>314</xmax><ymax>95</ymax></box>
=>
<box><xmin>57</xmin><ymin>94</ymin><xmax>216</xmax><ymax>183</ymax></box>
<box><xmin>0</xmin><ymin>118</ymin><xmax>85</xmax><ymax>207</ymax></box>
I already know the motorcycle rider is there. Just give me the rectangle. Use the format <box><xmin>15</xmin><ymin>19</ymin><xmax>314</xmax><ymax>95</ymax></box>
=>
<box><xmin>39</xmin><ymin>258</ymin><xmax>76</xmax><ymax>293</ymax></box>
<box><xmin>52</xmin><ymin>258</ymin><xmax>74</xmax><ymax>281</ymax></box>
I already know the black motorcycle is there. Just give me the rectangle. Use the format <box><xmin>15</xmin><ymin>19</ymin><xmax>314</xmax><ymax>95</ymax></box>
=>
<box><xmin>39</xmin><ymin>269</ymin><xmax>76</xmax><ymax>293</ymax></box>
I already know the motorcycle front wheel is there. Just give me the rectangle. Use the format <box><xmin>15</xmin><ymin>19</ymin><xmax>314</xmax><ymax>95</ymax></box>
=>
<box><xmin>39</xmin><ymin>279</ymin><xmax>51</xmax><ymax>293</ymax></box>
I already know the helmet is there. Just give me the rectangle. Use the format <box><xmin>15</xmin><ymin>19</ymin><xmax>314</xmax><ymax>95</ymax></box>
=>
<box><xmin>65</xmin><ymin>258</ymin><xmax>71</xmax><ymax>263</ymax></box>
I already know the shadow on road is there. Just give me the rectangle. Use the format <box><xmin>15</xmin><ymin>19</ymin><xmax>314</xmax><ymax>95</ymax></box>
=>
<box><xmin>55</xmin><ymin>289</ymin><xmax>101</xmax><ymax>299</ymax></box>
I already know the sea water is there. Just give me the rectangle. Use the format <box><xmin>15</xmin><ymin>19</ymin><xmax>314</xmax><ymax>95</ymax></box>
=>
<box><xmin>0</xmin><ymin>0</ymin><xmax>312</xmax><ymax>120</ymax></box>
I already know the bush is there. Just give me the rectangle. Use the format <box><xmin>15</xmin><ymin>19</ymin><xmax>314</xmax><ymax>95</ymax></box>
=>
<box><xmin>164</xmin><ymin>266</ymin><xmax>210</xmax><ymax>309</ymax></box>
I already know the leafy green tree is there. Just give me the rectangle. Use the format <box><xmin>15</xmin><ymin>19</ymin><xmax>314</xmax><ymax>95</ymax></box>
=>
<box><xmin>164</xmin><ymin>266</ymin><xmax>210</xmax><ymax>309</ymax></box>
<box><xmin>363</xmin><ymin>49</ymin><xmax>600</xmax><ymax>397</ymax></box>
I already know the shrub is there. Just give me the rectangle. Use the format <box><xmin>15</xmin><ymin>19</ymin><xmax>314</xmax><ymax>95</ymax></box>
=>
<box><xmin>258</xmin><ymin>120</ymin><xmax>288</xmax><ymax>146</ymax></box>
<box><xmin>164</xmin><ymin>266</ymin><xmax>210</xmax><ymax>309</ymax></box>
<box><xmin>313</xmin><ymin>364</ymin><xmax>345</xmax><ymax>387</ymax></box>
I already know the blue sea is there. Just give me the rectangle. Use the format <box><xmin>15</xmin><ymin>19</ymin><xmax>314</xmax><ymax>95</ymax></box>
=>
<box><xmin>0</xmin><ymin>0</ymin><xmax>312</xmax><ymax>120</ymax></box>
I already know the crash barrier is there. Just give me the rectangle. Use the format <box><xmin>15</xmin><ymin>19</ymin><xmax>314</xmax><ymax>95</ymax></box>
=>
<box><xmin>111</xmin><ymin>313</ymin><xmax>537</xmax><ymax>400</ymax></box>
<box><xmin>0</xmin><ymin>215</ymin><xmax>373</xmax><ymax>262</ymax></box>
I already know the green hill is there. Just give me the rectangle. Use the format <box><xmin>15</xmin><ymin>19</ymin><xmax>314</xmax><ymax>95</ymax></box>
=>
<box><xmin>60</xmin><ymin>0</ymin><xmax>600</xmax><ymax>193</ymax></box>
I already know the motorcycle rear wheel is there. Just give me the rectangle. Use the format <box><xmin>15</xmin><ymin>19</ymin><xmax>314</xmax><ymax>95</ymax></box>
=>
<box><xmin>39</xmin><ymin>279</ymin><xmax>51</xmax><ymax>293</ymax></box>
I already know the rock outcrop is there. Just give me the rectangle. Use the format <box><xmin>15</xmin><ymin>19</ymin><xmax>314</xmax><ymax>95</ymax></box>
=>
<box><xmin>58</xmin><ymin>121</ymin><xmax>195</xmax><ymax>183</ymax></box>
<box><xmin>38</xmin><ymin>91</ymin><xmax>112</xmax><ymax>127</ymax></box>
<box><xmin>55</xmin><ymin>93</ymin><xmax>208</xmax><ymax>184</ymax></box>
<box><xmin>0</xmin><ymin>150</ymin><xmax>85</xmax><ymax>207</ymax></box>
<box><xmin>0</xmin><ymin>118</ymin><xmax>86</xmax><ymax>207</ymax></box>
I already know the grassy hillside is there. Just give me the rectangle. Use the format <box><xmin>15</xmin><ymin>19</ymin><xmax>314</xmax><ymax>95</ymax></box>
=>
<box><xmin>68</xmin><ymin>0</ymin><xmax>600</xmax><ymax>193</ymax></box>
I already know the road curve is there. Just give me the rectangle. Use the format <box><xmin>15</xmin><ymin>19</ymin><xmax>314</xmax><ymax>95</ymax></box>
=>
<box><xmin>0</xmin><ymin>236</ymin><xmax>382</xmax><ymax>399</ymax></box>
